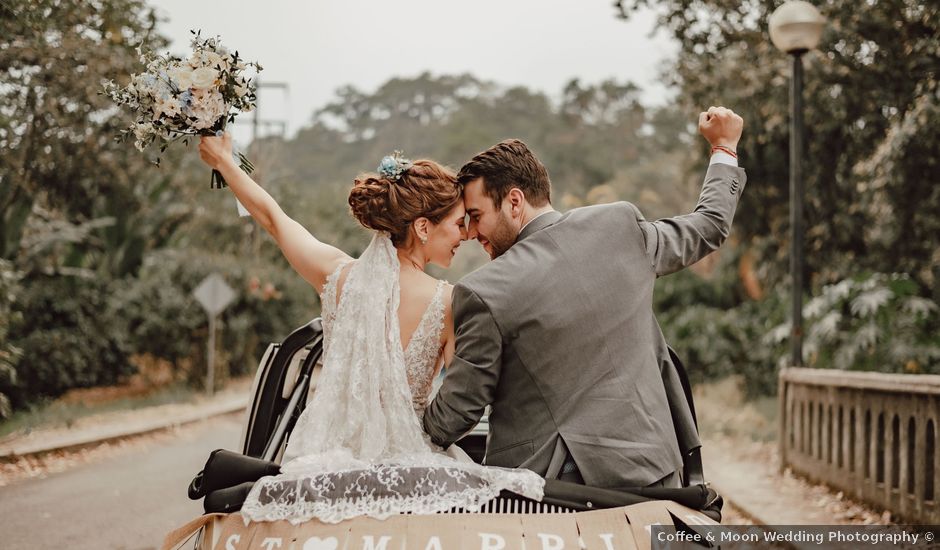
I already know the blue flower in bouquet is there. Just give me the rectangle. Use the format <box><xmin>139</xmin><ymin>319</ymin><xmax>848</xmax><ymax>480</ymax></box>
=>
<box><xmin>139</xmin><ymin>74</ymin><xmax>157</xmax><ymax>90</ymax></box>
<box><xmin>137</xmin><ymin>73</ymin><xmax>172</xmax><ymax>100</ymax></box>
<box><xmin>179</xmin><ymin>89</ymin><xmax>193</xmax><ymax>115</ymax></box>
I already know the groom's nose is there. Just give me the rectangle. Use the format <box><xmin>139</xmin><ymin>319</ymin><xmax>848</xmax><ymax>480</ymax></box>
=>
<box><xmin>467</xmin><ymin>222</ymin><xmax>479</xmax><ymax>240</ymax></box>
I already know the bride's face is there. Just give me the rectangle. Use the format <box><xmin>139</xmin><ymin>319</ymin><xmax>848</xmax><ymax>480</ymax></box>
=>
<box><xmin>425</xmin><ymin>204</ymin><xmax>468</xmax><ymax>268</ymax></box>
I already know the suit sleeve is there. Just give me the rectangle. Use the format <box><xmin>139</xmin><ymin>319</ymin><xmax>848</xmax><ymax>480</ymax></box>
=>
<box><xmin>633</xmin><ymin>162</ymin><xmax>747</xmax><ymax>277</ymax></box>
<box><xmin>422</xmin><ymin>283</ymin><xmax>501</xmax><ymax>448</ymax></box>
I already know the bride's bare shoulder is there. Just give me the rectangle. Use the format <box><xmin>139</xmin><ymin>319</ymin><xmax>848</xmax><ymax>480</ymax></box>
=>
<box><xmin>332</xmin><ymin>259</ymin><xmax>356</xmax><ymax>300</ymax></box>
<box><xmin>441</xmin><ymin>281</ymin><xmax>454</xmax><ymax>325</ymax></box>
<box><xmin>441</xmin><ymin>281</ymin><xmax>454</xmax><ymax>305</ymax></box>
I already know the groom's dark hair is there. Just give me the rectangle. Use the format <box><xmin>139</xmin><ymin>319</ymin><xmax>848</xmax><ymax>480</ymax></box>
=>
<box><xmin>457</xmin><ymin>139</ymin><xmax>551</xmax><ymax>208</ymax></box>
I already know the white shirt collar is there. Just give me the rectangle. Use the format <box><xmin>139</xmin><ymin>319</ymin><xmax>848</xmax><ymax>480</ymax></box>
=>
<box><xmin>519</xmin><ymin>210</ymin><xmax>555</xmax><ymax>234</ymax></box>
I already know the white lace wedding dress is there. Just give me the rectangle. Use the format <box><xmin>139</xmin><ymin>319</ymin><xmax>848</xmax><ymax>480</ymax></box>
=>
<box><xmin>240</xmin><ymin>234</ymin><xmax>544</xmax><ymax>524</ymax></box>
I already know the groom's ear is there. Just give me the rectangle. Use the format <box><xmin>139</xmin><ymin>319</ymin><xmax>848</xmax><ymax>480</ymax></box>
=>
<box><xmin>507</xmin><ymin>188</ymin><xmax>526</xmax><ymax>217</ymax></box>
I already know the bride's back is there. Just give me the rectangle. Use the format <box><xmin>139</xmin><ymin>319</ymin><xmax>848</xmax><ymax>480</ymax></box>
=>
<box><xmin>332</xmin><ymin>261</ymin><xmax>447</xmax><ymax>355</ymax></box>
<box><xmin>398</xmin><ymin>268</ymin><xmax>448</xmax><ymax>351</ymax></box>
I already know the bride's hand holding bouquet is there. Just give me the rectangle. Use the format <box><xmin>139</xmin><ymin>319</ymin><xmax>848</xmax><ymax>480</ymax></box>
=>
<box><xmin>197</xmin><ymin>131</ymin><xmax>233</xmax><ymax>171</ymax></box>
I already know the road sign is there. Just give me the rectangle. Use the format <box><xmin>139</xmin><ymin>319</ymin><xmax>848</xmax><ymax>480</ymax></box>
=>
<box><xmin>192</xmin><ymin>273</ymin><xmax>237</xmax><ymax>396</ymax></box>
<box><xmin>193</xmin><ymin>273</ymin><xmax>236</xmax><ymax>317</ymax></box>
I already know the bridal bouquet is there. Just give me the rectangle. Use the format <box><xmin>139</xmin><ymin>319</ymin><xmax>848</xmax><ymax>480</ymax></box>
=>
<box><xmin>104</xmin><ymin>31</ymin><xmax>261</xmax><ymax>189</ymax></box>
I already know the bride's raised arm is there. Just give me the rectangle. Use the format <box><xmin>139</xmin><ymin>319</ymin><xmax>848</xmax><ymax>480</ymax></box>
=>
<box><xmin>198</xmin><ymin>133</ymin><xmax>351</xmax><ymax>294</ymax></box>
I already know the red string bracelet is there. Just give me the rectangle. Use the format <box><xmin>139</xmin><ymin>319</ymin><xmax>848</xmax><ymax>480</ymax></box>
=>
<box><xmin>710</xmin><ymin>145</ymin><xmax>738</xmax><ymax>158</ymax></box>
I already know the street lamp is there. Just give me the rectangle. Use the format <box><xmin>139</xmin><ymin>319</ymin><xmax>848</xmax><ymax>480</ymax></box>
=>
<box><xmin>769</xmin><ymin>1</ymin><xmax>825</xmax><ymax>368</ymax></box>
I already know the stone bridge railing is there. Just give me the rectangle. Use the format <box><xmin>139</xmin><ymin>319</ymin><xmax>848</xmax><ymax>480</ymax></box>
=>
<box><xmin>779</xmin><ymin>367</ymin><xmax>940</xmax><ymax>523</ymax></box>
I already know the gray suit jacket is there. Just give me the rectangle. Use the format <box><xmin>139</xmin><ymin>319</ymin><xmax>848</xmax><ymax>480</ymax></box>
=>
<box><xmin>423</xmin><ymin>163</ymin><xmax>746</xmax><ymax>488</ymax></box>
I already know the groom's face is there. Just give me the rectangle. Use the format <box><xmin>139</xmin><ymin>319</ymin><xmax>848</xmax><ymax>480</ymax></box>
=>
<box><xmin>463</xmin><ymin>177</ymin><xmax>518</xmax><ymax>260</ymax></box>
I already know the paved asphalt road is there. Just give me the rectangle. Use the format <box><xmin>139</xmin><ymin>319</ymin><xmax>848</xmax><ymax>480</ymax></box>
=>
<box><xmin>0</xmin><ymin>415</ymin><xmax>242</xmax><ymax>550</ymax></box>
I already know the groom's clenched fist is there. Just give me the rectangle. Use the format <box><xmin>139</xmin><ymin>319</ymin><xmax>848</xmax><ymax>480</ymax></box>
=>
<box><xmin>698</xmin><ymin>106</ymin><xmax>744</xmax><ymax>152</ymax></box>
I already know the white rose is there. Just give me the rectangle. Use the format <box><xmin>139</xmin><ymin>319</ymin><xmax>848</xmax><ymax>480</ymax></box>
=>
<box><xmin>190</xmin><ymin>67</ymin><xmax>219</xmax><ymax>89</ymax></box>
<box><xmin>168</xmin><ymin>66</ymin><xmax>194</xmax><ymax>89</ymax></box>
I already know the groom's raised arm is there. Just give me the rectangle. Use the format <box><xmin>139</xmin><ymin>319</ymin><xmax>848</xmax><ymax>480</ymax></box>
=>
<box><xmin>634</xmin><ymin>161</ymin><xmax>746</xmax><ymax>277</ymax></box>
<box><xmin>423</xmin><ymin>283</ymin><xmax>501</xmax><ymax>448</ymax></box>
<box><xmin>633</xmin><ymin>106</ymin><xmax>747</xmax><ymax>277</ymax></box>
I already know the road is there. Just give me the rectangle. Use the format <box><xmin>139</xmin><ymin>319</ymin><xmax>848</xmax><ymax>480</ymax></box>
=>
<box><xmin>0</xmin><ymin>415</ymin><xmax>242</xmax><ymax>550</ymax></box>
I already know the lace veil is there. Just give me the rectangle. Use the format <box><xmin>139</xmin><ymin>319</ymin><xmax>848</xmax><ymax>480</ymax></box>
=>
<box><xmin>240</xmin><ymin>234</ymin><xmax>544</xmax><ymax>524</ymax></box>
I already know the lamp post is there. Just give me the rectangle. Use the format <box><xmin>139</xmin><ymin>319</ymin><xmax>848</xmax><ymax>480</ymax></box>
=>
<box><xmin>769</xmin><ymin>1</ymin><xmax>825</xmax><ymax>368</ymax></box>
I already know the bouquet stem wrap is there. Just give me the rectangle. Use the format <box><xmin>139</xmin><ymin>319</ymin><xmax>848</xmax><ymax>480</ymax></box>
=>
<box><xmin>210</xmin><ymin>149</ymin><xmax>254</xmax><ymax>189</ymax></box>
<box><xmin>207</xmin><ymin>117</ymin><xmax>255</xmax><ymax>190</ymax></box>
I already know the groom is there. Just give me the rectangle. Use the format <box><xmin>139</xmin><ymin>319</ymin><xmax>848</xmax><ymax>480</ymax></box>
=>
<box><xmin>422</xmin><ymin>107</ymin><xmax>746</xmax><ymax>489</ymax></box>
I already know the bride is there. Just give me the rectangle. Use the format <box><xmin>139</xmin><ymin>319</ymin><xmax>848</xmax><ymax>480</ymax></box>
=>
<box><xmin>198</xmin><ymin>135</ymin><xmax>544</xmax><ymax>524</ymax></box>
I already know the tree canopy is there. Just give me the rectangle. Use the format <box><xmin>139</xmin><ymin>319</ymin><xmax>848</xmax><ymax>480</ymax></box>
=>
<box><xmin>617</xmin><ymin>0</ymin><xmax>939</xmax><ymax>294</ymax></box>
<box><xmin>1</xmin><ymin>0</ymin><xmax>935</xmax><ymax>413</ymax></box>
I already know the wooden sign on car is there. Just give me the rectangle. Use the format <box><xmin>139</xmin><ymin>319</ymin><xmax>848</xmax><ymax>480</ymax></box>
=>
<box><xmin>163</xmin><ymin>501</ymin><xmax>718</xmax><ymax>550</ymax></box>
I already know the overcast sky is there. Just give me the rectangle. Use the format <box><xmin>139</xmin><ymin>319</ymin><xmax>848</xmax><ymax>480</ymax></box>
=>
<box><xmin>150</xmin><ymin>0</ymin><xmax>678</xmax><ymax>142</ymax></box>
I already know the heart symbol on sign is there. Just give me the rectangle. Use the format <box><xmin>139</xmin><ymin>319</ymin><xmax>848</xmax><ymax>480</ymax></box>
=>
<box><xmin>303</xmin><ymin>536</ymin><xmax>338</xmax><ymax>550</ymax></box>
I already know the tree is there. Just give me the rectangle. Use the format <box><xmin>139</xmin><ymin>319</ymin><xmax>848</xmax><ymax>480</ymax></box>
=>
<box><xmin>4</xmin><ymin>1</ymin><xmax>148</xmax><ymax>251</ymax></box>
<box><xmin>616</xmin><ymin>0</ymin><xmax>939</xmax><ymax>293</ymax></box>
<box><xmin>614</xmin><ymin>0</ymin><xmax>939</xmax><ymax>389</ymax></box>
<box><xmin>0</xmin><ymin>0</ymin><xmax>197</xmax><ymax>407</ymax></box>
<box><xmin>0</xmin><ymin>260</ymin><xmax>20</xmax><ymax>417</ymax></box>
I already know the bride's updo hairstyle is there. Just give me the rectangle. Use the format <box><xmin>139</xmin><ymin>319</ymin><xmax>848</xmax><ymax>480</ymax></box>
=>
<box><xmin>349</xmin><ymin>158</ymin><xmax>461</xmax><ymax>247</ymax></box>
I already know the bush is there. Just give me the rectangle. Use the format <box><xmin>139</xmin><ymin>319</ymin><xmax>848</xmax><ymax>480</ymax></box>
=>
<box><xmin>0</xmin><ymin>260</ymin><xmax>22</xmax><ymax>418</ymax></box>
<box><xmin>116</xmin><ymin>247</ymin><xmax>317</xmax><ymax>387</ymax></box>
<box><xmin>657</xmin><ymin>267</ymin><xmax>939</xmax><ymax>398</ymax></box>
<box><xmin>6</xmin><ymin>274</ymin><xmax>132</xmax><ymax>408</ymax></box>
<box><xmin>765</xmin><ymin>272</ymin><xmax>940</xmax><ymax>374</ymax></box>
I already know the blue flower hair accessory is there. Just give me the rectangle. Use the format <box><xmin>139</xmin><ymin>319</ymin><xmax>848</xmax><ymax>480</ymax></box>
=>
<box><xmin>377</xmin><ymin>151</ymin><xmax>413</xmax><ymax>181</ymax></box>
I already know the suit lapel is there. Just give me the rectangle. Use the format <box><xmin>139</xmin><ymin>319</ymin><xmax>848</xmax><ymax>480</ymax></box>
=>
<box><xmin>516</xmin><ymin>210</ymin><xmax>562</xmax><ymax>244</ymax></box>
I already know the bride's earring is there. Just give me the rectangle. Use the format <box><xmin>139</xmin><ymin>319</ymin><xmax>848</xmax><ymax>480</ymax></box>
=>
<box><xmin>419</xmin><ymin>235</ymin><xmax>431</xmax><ymax>263</ymax></box>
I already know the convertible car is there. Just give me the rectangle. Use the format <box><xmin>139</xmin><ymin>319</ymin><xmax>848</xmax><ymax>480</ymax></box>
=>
<box><xmin>163</xmin><ymin>319</ymin><xmax>722</xmax><ymax>550</ymax></box>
